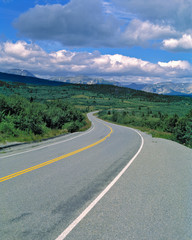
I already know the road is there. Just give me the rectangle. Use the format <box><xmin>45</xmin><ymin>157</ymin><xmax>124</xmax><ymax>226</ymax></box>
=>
<box><xmin>0</xmin><ymin>112</ymin><xmax>191</xmax><ymax>240</ymax></box>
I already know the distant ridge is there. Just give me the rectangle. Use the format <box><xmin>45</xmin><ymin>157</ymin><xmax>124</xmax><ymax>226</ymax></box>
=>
<box><xmin>7</xmin><ymin>69</ymin><xmax>36</xmax><ymax>78</ymax></box>
<box><xmin>0</xmin><ymin>71</ymin><xmax>191</xmax><ymax>96</ymax></box>
<box><xmin>122</xmin><ymin>82</ymin><xmax>192</xmax><ymax>96</ymax></box>
<box><xmin>0</xmin><ymin>72</ymin><xmax>65</xmax><ymax>86</ymax></box>
<box><xmin>50</xmin><ymin>75</ymin><xmax>120</xmax><ymax>86</ymax></box>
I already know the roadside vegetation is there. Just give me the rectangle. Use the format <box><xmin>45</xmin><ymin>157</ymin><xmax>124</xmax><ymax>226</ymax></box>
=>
<box><xmin>98</xmin><ymin>109</ymin><xmax>192</xmax><ymax>148</ymax></box>
<box><xmin>0</xmin><ymin>78</ymin><xmax>191</xmax><ymax>147</ymax></box>
<box><xmin>1</xmin><ymin>80</ymin><xmax>191</xmax><ymax>116</ymax></box>
<box><xmin>0</xmin><ymin>94</ymin><xmax>86</xmax><ymax>143</ymax></box>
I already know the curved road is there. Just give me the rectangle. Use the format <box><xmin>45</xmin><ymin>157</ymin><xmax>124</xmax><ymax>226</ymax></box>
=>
<box><xmin>0</xmin><ymin>112</ymin><xmax>191</xmax><ymax>240</ymax></box>
<box><xmin>1</xmin><ymin>113</ymin><xmax>142</xmax><ymax>240</ymax></box>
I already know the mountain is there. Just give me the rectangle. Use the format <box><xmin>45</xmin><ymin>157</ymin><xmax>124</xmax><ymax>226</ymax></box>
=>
<box><xmin>120</xmin><ymin>82</ymin><xmax>148</xmax><ymax>90</ymax></box>
<box><xmin>49</xmin><ymin>76</ymin><xmax>192</xmax><ymax>96</ymax></box>
<box><xmin>6</xmin><ymin>69</ymin><xmax>36</xmax><ymax>78</ymax></box>
<box><xmin>0</xmin><ymin>72</ymin><xmax>119</xmax><ymax>87</ymax></box>
<box><xmin>124</xmin><ymin>82</ymin><xmax>192</xmax><ymax>96</ymax></box>
<box><xmin>50</xmin><ymin>75</ymin><xmax>120</xmax><ymax>86</ymax></box>
<box><xmin>0</xmin><ymin>72</ymin><xmax>65</xmax><ymax>86</ymax></box>
<box><xmin>1</xmin><ymin>71</ymin><xmax>191</xmax><ymax>96</ymax></box>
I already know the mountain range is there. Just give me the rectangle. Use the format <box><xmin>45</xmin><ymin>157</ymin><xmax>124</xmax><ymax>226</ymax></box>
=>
<box><xmin>51</xmin><ymin>75</ymin><xmax>192</xmax><ymax>96</ymax></box>
<box><xmin>123</xmin><ymin>82</ymin><xmax>192</xmax><ymax>96</ymax></box>
<box><xmin>50</xmin><ymin>75</ymin><xmax>117</xmax><ymax>85</ymax></box>
<box><xmin>0</xmin><ymin>71</ymin><xmax>64</xmax><ymax>86</ymax></box>
<box><xmin>1</xmin><ymin>69</ymin><xmax>192</xmax><ymax>96</ymax></box>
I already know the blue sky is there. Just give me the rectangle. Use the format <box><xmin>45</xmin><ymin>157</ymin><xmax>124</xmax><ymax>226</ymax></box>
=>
<box><xmin>0</xmin><ymin>0</ymin><xmax>192</xmax><ymax>83</ymax></box>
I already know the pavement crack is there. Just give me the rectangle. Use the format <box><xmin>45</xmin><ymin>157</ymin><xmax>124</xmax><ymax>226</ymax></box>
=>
<box><xmin>10</xmin><ymin>212</ymin><xmax>32</xmax><ymax>223</ymax></box>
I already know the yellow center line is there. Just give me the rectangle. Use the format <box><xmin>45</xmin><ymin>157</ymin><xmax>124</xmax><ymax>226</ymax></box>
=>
<box><xmin>0</xmin><ymin>124</ymin><xmax>113</xmax><ymax>183</ymax></box>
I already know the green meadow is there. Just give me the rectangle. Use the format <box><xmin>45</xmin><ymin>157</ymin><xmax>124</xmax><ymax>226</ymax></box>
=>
<box><xmin>0</xmin><ymin>79</ymin><xmax>191</xmax><ymax>147</ymax></box>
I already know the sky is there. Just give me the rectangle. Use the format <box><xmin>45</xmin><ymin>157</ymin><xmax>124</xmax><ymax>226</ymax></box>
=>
<box><xmin>0</xmin><ymin>0</ymin><xmax>192</xmax><ymax>83</ymax></box>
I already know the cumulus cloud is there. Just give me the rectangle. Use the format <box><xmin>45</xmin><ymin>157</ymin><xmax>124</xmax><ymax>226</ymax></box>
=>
<box><xmin>1</xmin><ymin>41</ymin><xmax>45</xmax><ymax>59</ymax></box>
<box><xmin>111</xmin><ymin>0</ymin><xmax>192</xmax><ymax>31</ymax></box>
<box><xmin>122</xmin><ymin>19</ymin><xmax>177</xmax><ymax>46</ymax></box>
<box><xmin>158</xmin><ymin>60</ymin><xmax>192</xmax><ymax>78</ymax></box>
<box><xmin>0</xmin><ymin>41</ymin><xmax>163</xmax><ymax>76</ymax></box>
<box><xmin>14</xmin><ymin>0</ymin><xmax>119</xmax><ymax>47</ymax></box>
<box><xmin>162</xmin><ymin>34</ymin><xmax>192</xmax><ymax>52</ymax></box>
<box><xmin>13</xmin><ymin>0</ymin><xmax>185</xmax><ymax>49</ymax></box>
<box><xmin>111</xmin><ymin>0</ymin><xmax>192</xmax><ymax>51</ymax></box>
<box><xmin>0</xmin><ymin>41</ymin><xmax>191</xmax><ymax>82</ymax></box>
<box><xmin>92</xmin><ymin>54</ymin><xmax>166</xmax><ymax>76</ymax></box>
<box><xmin>158</xmin><ymin>60</ymin><xmax>191</xmax><ymax>70</ymax></box>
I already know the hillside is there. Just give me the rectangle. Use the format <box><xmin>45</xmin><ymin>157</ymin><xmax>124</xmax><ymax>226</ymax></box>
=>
<box><xmin>0</xmin><ymin>72</ymin><xmax>64</xmax><ymax>86</ymax></box>
<box><xmin>0</xmin><ymin>72</ymin><xmax>191</xmax><ymax>116</ymax></box>
<box><xmin>6</xmin><ymin>69</ymin><xmax>36</xmax><ymax>78</ymax></box>
<box><xmin>0</xmin><ymin>72</ymin><xmax>191</xmax><ymax>147</ymax></box>
<box><xmin>50</xmin><ymin>75</ymin><xmax>118</xmax><ymax>85</ymax></box>
<box><xmin>1</xmin><ymin>71</ymin><xmax>191</xmax><ymax>96</ymax></box>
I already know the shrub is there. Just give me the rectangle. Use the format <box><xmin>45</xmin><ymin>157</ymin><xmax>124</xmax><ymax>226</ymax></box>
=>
<box><xmin>175</xmin><ymin>117</ymin><xmax>192</xmax><ymax>147</ymax></box>
<box><xmin>99</xmin><ymin>109</ymin><xmax>192</xmax><ymax>148</ymax></box>
<box><xmin>0</xmin><ymin>120</ymin><xmax>18</xmax><ymax>136</ymax></box>
<box><xmin>68</xmin><ymin>121</ymin><xmax>80</xmax><ymax>133</ymax></box>
<box><xmin>0</xmin><ymin>94</ymin><xmax>86</xmax><ymax>141</ymax></box>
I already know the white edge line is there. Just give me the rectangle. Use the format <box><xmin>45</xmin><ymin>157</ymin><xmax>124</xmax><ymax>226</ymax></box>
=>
<box><xmin>0</xmin><ymin>122</ymin><xmax>95</xmax><ymax>159</ymax></box>
<box><xmin>55</xmin><ymin>127</ymin><xmax>144</xmax><ymax>240</ymax></box>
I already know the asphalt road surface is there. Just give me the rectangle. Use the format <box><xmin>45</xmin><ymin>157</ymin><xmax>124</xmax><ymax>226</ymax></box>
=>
<box><xmin>0</xmin><ymin>112</ymin><xmax>191</xmax><ymax>240</ymax></box>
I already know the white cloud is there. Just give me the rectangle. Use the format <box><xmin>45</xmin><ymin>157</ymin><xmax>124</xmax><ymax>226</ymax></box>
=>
<box><xmin>111</xmin><ymin>0</ymin><xmax>192</xmax><ymax>31</ymax></box>
<box><xmin>2</xmin><ymin>41</ymin><xmax>46</xmax><ymax>59</ymax></box>
<box><xmin>14</xmin><ymin>0</ymin><xmax>119</xmax><ymax>47</ymax></box>
<box><xmin>158</xmin><ymin>60</ymin><xmax>192</xmax><ymax>78</ymax></box>
<box><xmin>162</xmin><ymin>34</ymin><xmax>192</xmax><ymax>52</ymax></box>
<box><xmin>92</xmin><ymin>54</ymin><xmax>164</xmax><ymax>76</ymax></box>
<box><xmin>122</xmin><ymin>19</ymin><xmax>177</xmax><ymax>45</ymax></box>
<box><xmin>111</xmin><ymin>0</ymin><xmax>192</xmax><ymax>51</ymax></box>
<box><xmin>13</xmin><ymin>0</ymin><xmax>187</xmax><ymax>49</ymax></box>
<box><xmin>0</xmin><ymin>41</ymin><xmax>191</xmax><ymax>82</ymax></box>
<box><xmin>0</xmin><ymin>41</ymin><xmax>49</xmax><ymax>73</ymax></box>
<box><xmin>158</xmin><ymin>60</ymin><xmax>191</xmax><ymax>70</ymax></box>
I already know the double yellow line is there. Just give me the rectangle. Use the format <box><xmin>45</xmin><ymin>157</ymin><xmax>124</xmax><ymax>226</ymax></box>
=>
<box><xmin>0</xmin><ymin>124</ymin><xmax>113</xmax><ymax>183</ymax></box>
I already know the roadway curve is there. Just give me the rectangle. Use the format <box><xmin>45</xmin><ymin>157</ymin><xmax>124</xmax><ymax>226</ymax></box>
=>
<box><xmin>0</xmin><ymin>112</ymin><xmax>191</xmax><ymax>240</ymax></box>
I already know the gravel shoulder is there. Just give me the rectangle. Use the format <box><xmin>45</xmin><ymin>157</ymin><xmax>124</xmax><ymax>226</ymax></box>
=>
<box><xmin>66</xmin><ymin>131</ymin><xmax>192</xmax><ymax>240</ymax></box>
